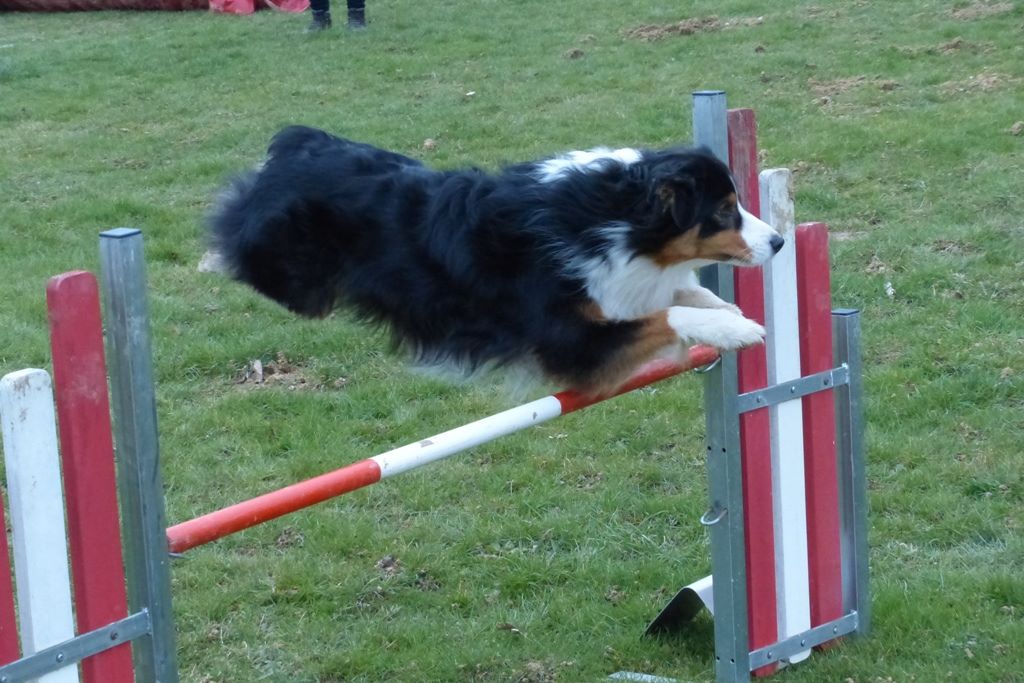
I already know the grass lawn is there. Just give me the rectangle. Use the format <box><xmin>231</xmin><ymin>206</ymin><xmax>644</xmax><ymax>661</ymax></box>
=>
<box><xmin>1</xmin><ymin>0</ymin><xmax>1023</xmax><ymax>681</ymax></box>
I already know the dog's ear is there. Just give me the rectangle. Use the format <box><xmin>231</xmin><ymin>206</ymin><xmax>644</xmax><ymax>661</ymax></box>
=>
<box><xmin>655</xmin><ymin>174</ymin><xmax>699</xmax><ymax>230</ymax></box>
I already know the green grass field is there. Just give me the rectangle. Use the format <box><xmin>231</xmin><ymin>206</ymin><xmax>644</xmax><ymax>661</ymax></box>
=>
<box><xmin>2</xmin><ymin>1</ymin><xmax>1023</xmax><ymax>681</ymax></box>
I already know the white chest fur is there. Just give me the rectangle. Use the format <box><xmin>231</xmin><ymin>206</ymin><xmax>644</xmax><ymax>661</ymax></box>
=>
<box><xmin>577</xmin><ymin>245</ymin><xmax>705</xmax><ymax>320</ymax></box>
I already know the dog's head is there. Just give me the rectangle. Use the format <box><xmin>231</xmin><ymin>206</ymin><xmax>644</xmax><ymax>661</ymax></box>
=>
<box><xmin>634</xmin><ymin>147</ymin><xmax>783</xmax><ymax>267</ymax></box>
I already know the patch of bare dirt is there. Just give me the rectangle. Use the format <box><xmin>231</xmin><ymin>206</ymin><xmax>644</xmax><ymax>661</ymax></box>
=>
<box><xmin>235</xmin><ymin>352</ymin><xmax>319</xmax><ymax>390</ymax></box>
<box><xmin>512</xmin><ymin>661</ymin><xmax>557</xmax><ymax>683</ymax></box>
<box><xmin>790</xmin><ymin>160</ymin><xmax>830</xmax><ymax>176</ymax></box>
<box><xmin>932</xmin><ymin>239</ymin><xmax>979</xmax><ymax>255</ymax></box>
<box><xmin>810</xmin><ymin>76</ymin><xmax>865</xmax><ymax>100</ymax></box>
<box><xmin>623</xmin><ymin>15</ymin><xmax>763</xmax><ymax>41</ymax></box>
<box><xmin>275</xmin><ymin>526</ymin><xmax>304</xmax><ymax>549</ymax></box>
<box><xmin>865</xmin><ymin>255</ymin><xmax>889</xmax><ymax>274</ymax></box>
<box><xmin>809</xmin><ymin>76</ymin><xmax>900</xmax><ymax>107</ymax></box>
<box><xmin>940</xmin><ymin>37</ymin><xmax>968</xmax><ymax>53</ymax></box>
<box><xmin>950</xmin><ymin>1</ymin><xmax>1014</xmax><ymax>20</ymax></box>
<box><xmin>414</xmin><ymin>569</ymin><xmax>440</xmax><ymax>591</ymax></box>
<box><xmin>898</xmin><ymin>37</ymin><xmax>994</xmax><ymax>57</ymax></box>
<box><xmin>809</xmin><ymin>76</ymin><xmax>895</xmax><ymax>98</ymax></box>
<box><xmin>805</xmin><ymin>5</ymin><xmax>841</xmax><ymax>19</ymax></box>
<box><xmin>570</xmin><ymin>470</ymin><xmax>604</xmax><ymax>490</ymax></box>
<box><xmin>604</xmin><ymin>586</ymin><xmax>626</xmax><ymax>605</ymax></box>
<box><xmin>940</xmin><ymin>71</ymin><xmax>1019</xmax><ymax>95</ymax></box>
<box><xmin>375</xmin><ymin>554</ymin><xmax>403</xmax><ymax>577</ymax></box>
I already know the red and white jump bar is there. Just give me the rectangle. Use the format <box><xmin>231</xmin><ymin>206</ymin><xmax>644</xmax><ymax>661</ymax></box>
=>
<box><xmin>166</xmin><ymin>346</ymin><xmax>720</xmax><ymax>554</ymax></box>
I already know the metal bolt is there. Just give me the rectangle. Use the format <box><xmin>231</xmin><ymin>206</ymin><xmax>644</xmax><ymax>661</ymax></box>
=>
<box><xmin>801</xmin><ymin>639</ymin><xmax>807</xmax><ymax>646</ymax></box>
<box><xmin>790</xmin><ymin>386</ymin><xmax>796</xmax><ymax>394</ymax></box>
<box><xmin>767</xmin><ymin>651</ymin><xmax>773</xmax><ymax>659</ymax></box>
<box><xmin>56</xmin><ymin>653</ymin><xmax>65</xmax><ymax>663</ymax></box>
<box><xmin>833</xmin><ymin>626</ymin><xmax>839</xmax><ymax>634</ymax></box>
<box><xmin>110</xmin><ymin>630</ymin><xmax>120</xmax><ymax>641</ymax></box>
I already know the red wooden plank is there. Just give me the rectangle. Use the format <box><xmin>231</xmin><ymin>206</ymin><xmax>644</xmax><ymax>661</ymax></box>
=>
<box><xmin>794</xmin><ymin>224</ymin><xmax>844</xmax><ymax>632</ymax></box>
<box><xmin>728</xmin><ymin>108</ymin><xmax>778</xmax><ymax>676</ymax></box>
<box><xmin>0</xmin><ymin>490</ymin><xmax>20</xmax><ymax>665</ymax></box>
<box><xmin>727</xmin><ymin>108</ymin><xmax>761</xmax><ymax>218</ymax></box>
<box><xmin>47</xmin><ymin>271</ymin><xmax>135</xmax><ymax>683</ymax></box>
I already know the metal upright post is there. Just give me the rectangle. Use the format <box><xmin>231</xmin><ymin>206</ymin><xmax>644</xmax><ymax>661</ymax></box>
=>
<box><xmin>692</xmin><ymin>91</ymin><xmax>750</xmax><ymax>682</ymax></box>
<box><xmin>99</xmin><ymin>229</ymin><xmax>179</xmax><ymax>683</ymax></box>
<box><xmin>832</xmin><ymin>309</ymin><xmax>870</xmax><ymax>636</ymax></box>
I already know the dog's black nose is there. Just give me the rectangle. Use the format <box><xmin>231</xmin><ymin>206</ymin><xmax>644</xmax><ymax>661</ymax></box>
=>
<box><xmin>770</xmin><ymin>234</ymin><xmax>785</xmax><ymax>254</ymax></box>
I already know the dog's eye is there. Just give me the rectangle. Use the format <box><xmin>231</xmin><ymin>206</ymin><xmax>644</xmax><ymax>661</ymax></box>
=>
<box><xmin>713</xmin><ymin>206</ymin><xmax>741</xmax><ymax>228</ymax></box>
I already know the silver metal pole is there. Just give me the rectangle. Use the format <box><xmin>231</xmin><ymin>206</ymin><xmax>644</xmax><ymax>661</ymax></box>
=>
<box><xmin>832</xmin><ymin>309</ymin><xmax>870</xmax><ymax>636</ymax></box>
<box><xmin>692</xmin><ymin>90</ymin><xmax>729</xmax><ymax>161</ymax></box>
<box><xmin>99</xmin><ymin>228</ymin><xmax>179</xmax><ymax>683</ymax></box>
<box><xmin>692</xmin><ymin>91</ymin><xmax>750</xmax><ymax>683</ymax></box>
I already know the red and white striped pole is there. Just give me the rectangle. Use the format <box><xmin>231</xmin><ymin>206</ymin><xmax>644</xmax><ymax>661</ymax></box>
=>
<box><xmin>166</xmin><ymin>347</ymin><xmax>720</xmax><ymax>554</ymax></box>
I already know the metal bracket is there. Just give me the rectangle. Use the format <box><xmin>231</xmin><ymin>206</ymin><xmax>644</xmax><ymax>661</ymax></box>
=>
<box><xmin>0</xmin><ymin>611</ymin><xmax>150</xmax><ymax>683</ymax></box>
<box><xmin>736</xmin><ymin>365</ymin><xmax>849</xmax><ymax>414</ymax></box>
<box><xmin>748</xmin><ymin>611</ymin><xmax>859</xmax><ymax>670</ymax></box>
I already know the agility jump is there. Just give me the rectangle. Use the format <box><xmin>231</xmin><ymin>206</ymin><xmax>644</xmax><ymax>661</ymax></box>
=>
<box><xmin>0</xmin><ymin>92</ymin><xmax>867</xmax><ymax>683</ymax></box>
<box><xmin>165</xmin><ymin>345</ymin><xmax>721</xmax><ymax>553</ymax></box>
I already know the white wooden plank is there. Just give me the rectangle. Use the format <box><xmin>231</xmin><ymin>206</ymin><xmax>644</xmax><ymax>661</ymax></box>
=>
<box><xmin>760</xmin><ymin>169</ymin><xmax>812</xmax><ymax>664</ymax></box>
<box><xmin>0</xmin><ymin>369</ymin><xmax>81</xmax><ymax>683</ymax></box>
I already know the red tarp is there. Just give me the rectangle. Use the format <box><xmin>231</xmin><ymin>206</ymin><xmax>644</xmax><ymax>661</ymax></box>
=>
<box><xmin>0</xmin><ymin>0</ymin><xmax>307</xmax><ymax>12</ymax></box>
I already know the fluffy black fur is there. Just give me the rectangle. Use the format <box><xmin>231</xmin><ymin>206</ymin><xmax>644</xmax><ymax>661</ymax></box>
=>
<box><xmin>210</xmin><ymin>126</ymin><xmax>748</xmax><ymax>390</ymax></box>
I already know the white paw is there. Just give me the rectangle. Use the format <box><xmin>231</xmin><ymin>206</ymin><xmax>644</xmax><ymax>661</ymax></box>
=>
<box><xmin>719</xmin><ymin>301</ymin><xmax>744</xmax><ymax>317</ymax></box>
<box><xmin>672</xmin><ymin>287</ymin><xmax>744</xmax><ymax>317</ymax></box>
<box><xmin>667</xmin><ymin>306</ymin><xmax>766</xmax><ymax>351</ymax></box>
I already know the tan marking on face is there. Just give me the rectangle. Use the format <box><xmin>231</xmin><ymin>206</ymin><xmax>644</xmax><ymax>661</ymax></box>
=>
<box><xmin>652</xmin><ymin>227</ymin><xmax>702</xmax><ymax>266</ymax></box>
<box><xmin>712</xmin><ymin>193</ymin><xmax>740</xmax><ymax>226</ymax></box>
<box><xmin>653</xmin><ymin>226</ymin><xmax>752</xmax><ymax>265</ymax></box>
<box><xmin>653</xmin><ymin>193</ymin><xmax>752</xmax><ymax>266</ymax></box>
<box><xmin>695</xmin><ymin>229</ymin><xmax>753</xmax><ymax>263</ymax></box>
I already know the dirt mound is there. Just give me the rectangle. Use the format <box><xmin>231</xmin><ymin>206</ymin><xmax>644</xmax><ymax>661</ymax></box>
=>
<box><xmin>623</xmin><ymin>15</ymin><xmax>763</xmax><ymax>41</ymax></box>
<box><xmin>950</xmin><ymin>1</ymin><xmax>1014</xmax><ymax>20</ymax></box>
<box><xmin>236</xmin><ymin>352</ymin><xmax>321</xmax><ymax>391</ymax></box>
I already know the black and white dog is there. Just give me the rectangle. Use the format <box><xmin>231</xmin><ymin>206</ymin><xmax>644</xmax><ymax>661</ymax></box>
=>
<box><xmin>210</xmin><ymin>126</ymin><xmax>783</xmax><ymax>395</ymax></box>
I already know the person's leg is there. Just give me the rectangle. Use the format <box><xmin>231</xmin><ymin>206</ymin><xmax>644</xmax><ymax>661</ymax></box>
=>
<box><xmin>346</xmin><ymin>0</ymin><xmax>366</xmax><ymax>29</ymax></box>
<box><xmin>307</xmin><ymin>0</ymin><xmax>332</xmax><ymax>31</ymax></box>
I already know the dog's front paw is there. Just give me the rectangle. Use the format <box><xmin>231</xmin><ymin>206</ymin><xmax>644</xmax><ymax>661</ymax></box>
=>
<box><xmin>667</xmin><ymin>306</ymin><xmax>766</xmax><ymax>351</ymax></box>
<box><xmin>719</xmin><ymin>301</ymin><xmax>745</xmax><ymax>318</ymax></box>
<box><xmin>672</xmin><ymin>287</ymin><xmax>744</xmax><ymax>317</ymax></box>
<box><xmin>715</xmin><ymin>316</ymin><xmax>766</xmax><ymax>351</ymax></box>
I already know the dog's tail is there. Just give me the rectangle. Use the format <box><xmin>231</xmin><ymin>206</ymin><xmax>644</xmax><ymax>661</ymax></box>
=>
<box><xmin>208</xmin><ymin>129</ymin><xmax>352</xmax><ymax>318</ymax></box>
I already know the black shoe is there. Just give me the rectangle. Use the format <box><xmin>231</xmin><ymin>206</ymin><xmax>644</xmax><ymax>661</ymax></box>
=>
<box><xmin>306</xmin><ymin>10</ymin><xmax>332</xmax><ymax>32</ymax></box>
<box><xmin>347</xmin><ymin>7</ymin><xmax>366</xmax><ymax>29</ymax></box>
